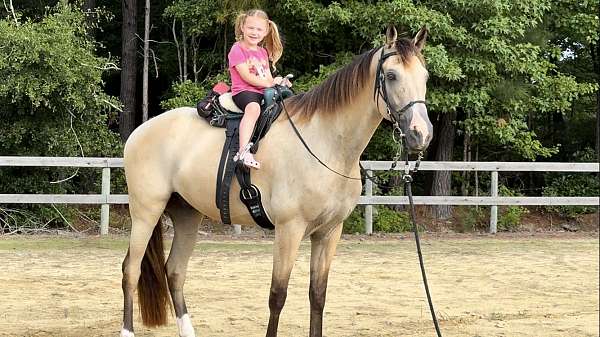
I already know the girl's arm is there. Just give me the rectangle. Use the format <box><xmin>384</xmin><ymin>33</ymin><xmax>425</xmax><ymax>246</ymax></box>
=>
<box><xmin>235</xmin><ymin>63</ymin><xmax>274</xmax><ymax>88</ymax></box>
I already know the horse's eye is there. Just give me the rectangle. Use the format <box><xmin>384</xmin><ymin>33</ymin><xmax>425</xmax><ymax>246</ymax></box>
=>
<box><xmin>386</xmin><ymin>72</ymin><xmax>397</xmax><ymax>81</ymax></box>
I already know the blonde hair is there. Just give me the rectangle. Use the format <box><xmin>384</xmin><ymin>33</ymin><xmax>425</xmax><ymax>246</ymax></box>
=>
<box><xmin>234</xmin><ymin>9</ymin><xmax>283</xmax><ymax>70</ymax></box>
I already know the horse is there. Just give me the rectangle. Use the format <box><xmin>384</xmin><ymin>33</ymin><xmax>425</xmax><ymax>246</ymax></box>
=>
<box><xmin>120</xmin><ymin>25</ymin><xmax>432</xmax><ymax>337</ymax></box>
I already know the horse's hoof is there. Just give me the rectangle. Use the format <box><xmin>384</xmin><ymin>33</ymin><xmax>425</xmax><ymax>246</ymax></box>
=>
<box><xmin>120</xmin><ymin>328</ymin><xmax>134</xmax><ymax>337</ymax></box>
<box><xmin>177</xmin><ymin>314</ymin><xmax>196</xmax><ymax>337</ymax></box>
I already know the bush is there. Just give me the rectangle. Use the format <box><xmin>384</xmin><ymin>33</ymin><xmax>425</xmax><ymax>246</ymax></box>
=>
<box><xmin>455</xmin><ymin>206</ymin><xmax>489</xmax><ymax>232</ymax></box>
<box><xmin>543</xmin><ymin>174</ymin><xmax>599</xmax><ymax>217</ymax></box>
<box><xmin>497</xmin><ymin>185</ymin><xmax>528</xmax><ymax>231</ymax></box>
<box><xmin>343</xmin><ymin>207</ymin><xmax>364</xmax><ymax>234</ymax></box>
<box><xmin>498</xmin><ymin>205</ymin><xmax>529</xmax><ymax>231</ymax></box>
<box><xmin>543</xmin><ymin>148</ymin><xmax>599</xmax><ymax>218</ymax></box>
<box><xmin>374</xmin><ymin>206</ymin><xmax>411</xmax><ymax>233</ymax></box>
<box><xmin>160</xmin><ymin>72</ymin><xmax>229</xmax><ymax>110</ymax></box>
<box><xmin>0</xmin><ymin>5</ymin><xmax>122</xmax><ymax>231</ymax></box>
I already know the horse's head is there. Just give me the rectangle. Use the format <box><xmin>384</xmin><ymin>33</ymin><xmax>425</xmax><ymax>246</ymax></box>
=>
<box><xmin>375</xmin><ymin>26</ymin><xmax>432</xmax><ymax>154</ymax></box>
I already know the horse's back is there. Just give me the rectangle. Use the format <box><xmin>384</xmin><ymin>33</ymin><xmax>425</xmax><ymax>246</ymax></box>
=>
<box><xmin>123</xmin><ymin>107</ymin><xmax>223</xmax><ymax>202</ymax></box>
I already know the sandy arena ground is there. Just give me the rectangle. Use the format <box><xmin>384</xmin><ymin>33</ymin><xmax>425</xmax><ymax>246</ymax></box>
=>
<box><xmin>0</xmin><ymin>234</ymin><xmax>598</xmax><ymax>337</ymax></box>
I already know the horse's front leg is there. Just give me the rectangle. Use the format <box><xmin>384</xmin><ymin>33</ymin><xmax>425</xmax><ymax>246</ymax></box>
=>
<box><xmin>309</xmin><ymin>223</ymin><xmax>343</xmax><ymax>337</ymax></box>
<box><xmin>265</xmin><ymin>222</ymin><xmax>305</xmax><ymax>337</ymax></box>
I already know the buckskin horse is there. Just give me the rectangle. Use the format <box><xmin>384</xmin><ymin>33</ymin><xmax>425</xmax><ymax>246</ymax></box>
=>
<box><xmin>120</xmin><ymin>26</ymin><xmax>432</xmax><ymax>337</ymax></box>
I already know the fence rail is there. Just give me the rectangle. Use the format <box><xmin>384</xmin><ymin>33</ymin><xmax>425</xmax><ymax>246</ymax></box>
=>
<box><xmin>1</xmin><ymin>157</ymin><xmax>598</xmax><ymax>235</ymax></box>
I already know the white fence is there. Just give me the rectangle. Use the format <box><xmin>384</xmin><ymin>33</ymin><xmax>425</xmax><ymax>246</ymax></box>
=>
<box><xmin>359</xmin><ymin>161</ymin><xmax>599</xmax><ymax>234</ymax></box>
<box><xmin>0</xmin><ymin>157</ymin><xmax>598</xmax><ymax>235</ymax></box>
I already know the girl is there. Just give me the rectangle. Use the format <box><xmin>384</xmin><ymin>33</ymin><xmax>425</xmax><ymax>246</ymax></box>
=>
<box><xmin>229</xmin><ymin>9</ymin><xmax>290</xmax><ymax>169</ymax></box>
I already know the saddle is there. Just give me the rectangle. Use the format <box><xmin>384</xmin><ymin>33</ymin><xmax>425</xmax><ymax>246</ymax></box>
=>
<box><xmin>197</xmin><ymin>84</ymin><xmax>293</xmax><ymax>229</ymax></box>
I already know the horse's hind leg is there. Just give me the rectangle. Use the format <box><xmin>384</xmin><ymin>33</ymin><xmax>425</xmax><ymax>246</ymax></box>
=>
<box><xmin>165</xmin><ymin>194</ymin><xmax>202</xmax><ymax>337</ymax></box>
<box><xmin>309</xmin><ymin>223</ymin><xmax>343</xmax><ymax>337</ymax></box>
<box><xmin>266</xmin><ymin>222</ymin><xmax>306</xmax><ymax>337</ymax></box>
<box><xmin>121</xmin><ymin>195</ymin><xmax>170</xmax><ymax>337</ymax></box>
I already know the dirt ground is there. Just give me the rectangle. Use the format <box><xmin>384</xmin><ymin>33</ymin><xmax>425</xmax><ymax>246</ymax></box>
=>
<box><xmin>0</xmin><ymin>233</ymin><xmax>598</xmax><ymax>337</ymax></box>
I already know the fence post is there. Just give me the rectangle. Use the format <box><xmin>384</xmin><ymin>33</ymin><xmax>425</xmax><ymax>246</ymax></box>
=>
<box><xmin>100</xmin><ymin>167</ymin><xmax>110</xmax><ymax>235</ymax></box>
<box><xmin>489</xmin><ymin>170</ymin><xmax>498</xmax><ymax>234</ymax></box>
<box><xmin>364</xmin><ymin>169</ymin><xmax>373</xmax><ymax>235</ymax></box>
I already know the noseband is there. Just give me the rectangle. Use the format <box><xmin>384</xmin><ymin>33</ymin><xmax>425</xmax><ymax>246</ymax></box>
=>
<box><xmin>373</xmin><ymin>47</ymin><xmax>427</xmax><ymax>126</ymax></box>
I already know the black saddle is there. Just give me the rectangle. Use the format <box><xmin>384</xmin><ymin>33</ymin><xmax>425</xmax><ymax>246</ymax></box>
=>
<box><xmin>198</xmin><ymin>85</ymin><xmax>293</xmax><ymax>229</ymax></box>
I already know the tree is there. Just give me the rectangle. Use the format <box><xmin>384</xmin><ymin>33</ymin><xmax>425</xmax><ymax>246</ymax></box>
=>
<box><xmin>119</xmin><ymin>0</ymin><xmax>137</xmax><ymax>140</ymax></box>
<box><xmin>0</xmin><ymin>4</ymin><xmax>122</xmax><ymax>229</ymax></box>
<box><xmin>142</xmin><ymin>0</ymin><xmax>150</xmax><ymax>122</ymax></box>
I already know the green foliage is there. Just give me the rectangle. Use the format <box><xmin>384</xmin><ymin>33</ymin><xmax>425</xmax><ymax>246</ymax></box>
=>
<box><xmin>374</xmin><ymin>207</ymin><xmax>411</xmax><ymax>233</ymax></box>
<box><xmin>2</xmin><ymin>0</ymin><xmax>598</xmax><ymax>232</ymax></box>
<box><xmin>498</xmin><ymin>205</ymin><xmax>528</xmax><ymax>231</ymax></box>
<box><xmin>0</xmin><ymin>4</ymin><xmax>122</xmax><ymax>229</ymax></box>
<box><xmin>342</xmin><ymin>207</ymin><xmax>364</xmax><ymax>234</ymax></box>
<box><xmin>543</xmin><ymin>148</ymin><xmax>600</xmax><ymax>217</ymax></box>
<box><xmin>455</xmin><ymin>206</ymin><xmax>489</xmax><ymax>232</ymax></box>
<box><xmin>160</xmin><ymin>72</ymin><xmax>229</xmax><ymax>110</ymax></box>
<box><xmin>497</xmin><ymin>185</ymin><xmax>529</xmax><ymax>231</ymax></box>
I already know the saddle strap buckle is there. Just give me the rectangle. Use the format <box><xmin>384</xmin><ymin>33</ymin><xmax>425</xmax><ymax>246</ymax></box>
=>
<box><xmin>240</xmin><ymin>185</ymin><xmax>259</xmax><ymax>201</ymax></box>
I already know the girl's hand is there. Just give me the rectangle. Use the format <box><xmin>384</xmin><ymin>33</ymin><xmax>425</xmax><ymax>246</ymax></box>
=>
<box><xmin>272</xmin><ymin>76</ymin><xmax>283</xmax><ymax>85</ymax></box>
<box><xmin>272</xmin><ymin>76</ymin><xmax>292</xmax><ymax>87</ymax></box>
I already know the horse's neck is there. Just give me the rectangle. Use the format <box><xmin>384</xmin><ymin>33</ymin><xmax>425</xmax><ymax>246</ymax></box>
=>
<box><xmin>298</xmin><ymin>83</ymin><xmax>381</xmax><ymax>171</ymax></box>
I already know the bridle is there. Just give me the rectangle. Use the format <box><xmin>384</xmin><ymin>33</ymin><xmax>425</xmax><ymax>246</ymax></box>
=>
<box><xmin>373</xmin><ymin>47</ymin><xmax>427</xmax><ymax>129</ymax></box>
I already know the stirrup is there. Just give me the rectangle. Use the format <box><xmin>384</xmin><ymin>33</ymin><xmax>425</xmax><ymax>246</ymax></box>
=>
<box><xmin>234</xmin><ymin>143</ymin><xmax>261</xmax><ymax>169</ymax></box>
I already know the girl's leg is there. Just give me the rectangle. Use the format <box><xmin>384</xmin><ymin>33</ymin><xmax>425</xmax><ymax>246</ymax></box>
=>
<box><xmin>239</xmin><ymin>101</ymin><xmax>261</xmax><ymax>152</ymax></box>
<box><xmin>232</xmin><ymin>91</ymin><xmax>263</xmax><ymax>169</ymax></box>
<box><xmin>238</xmin><ymin>102</ymin><xmax>261</xmax><ymax>168</ymax></box>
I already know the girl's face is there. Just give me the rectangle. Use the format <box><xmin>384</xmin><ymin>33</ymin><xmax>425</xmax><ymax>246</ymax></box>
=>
<box><xmin>241</xmin><ymin>16</ymin><xmax>268</xmax><ymax>47</ymax></box>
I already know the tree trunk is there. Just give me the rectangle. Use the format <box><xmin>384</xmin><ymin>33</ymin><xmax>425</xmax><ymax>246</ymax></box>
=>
<box><xmin>182</xmin><ymin>21</ymin><xmax>188</xmax><ymax>81</ymax></box>
<box><xmin>142</xmin><ymin>0</ymin><xmax>150</xmax><ymax>123</ymax></box>
<box><xmin>119</xmin><ymin>0</ymin><xmax>137</xmax><ymax>141</ymax></box>
<box><xmin>172</xmin><ymin>19</ymin><xmax>183</xmax><ymax>82</ymax></box>
<box><xmin>591</xmin><ymin>40</ymin><xmax>599</xmax><ymax>161</ymax></box>
<box><xmin>430</xmin><ymin>111</ymin><xmax>456</xmax><ymax>219</ymax></box>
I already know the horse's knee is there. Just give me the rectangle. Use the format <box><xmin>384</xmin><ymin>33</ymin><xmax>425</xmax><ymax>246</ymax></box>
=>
<box><xmin>167</xmin><ymin>270</ymin><xmax>185</xmax><ymax>291</ymax></box>
<box><xmin>269</xmin><ymin>286</ymin><xmax>288</xmax><ymax>313</ymax></box>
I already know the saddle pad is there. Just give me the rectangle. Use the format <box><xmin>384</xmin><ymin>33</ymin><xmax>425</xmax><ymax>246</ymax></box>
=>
<box><xmin>218</xmin><ymin>93</ymin><xmax>244</xmax><ymax>114</ymax></box>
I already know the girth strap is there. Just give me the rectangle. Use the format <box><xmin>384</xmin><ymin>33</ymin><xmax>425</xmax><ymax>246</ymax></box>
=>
<box><xmin>216</xmin><ymin>117</ymin><xmax>241</xmax><ymax>224</ymax></box>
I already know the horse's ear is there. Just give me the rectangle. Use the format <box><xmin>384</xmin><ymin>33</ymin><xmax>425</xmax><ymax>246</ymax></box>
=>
<box><xmin>385</xmin><ymin>25</ymin><xmax>398</xmax><ymax>48</ymax></box>
<box><xmin>413</xmin><ymin>26</ymin><xmax>428</xmax><ymax>52</ymax></box>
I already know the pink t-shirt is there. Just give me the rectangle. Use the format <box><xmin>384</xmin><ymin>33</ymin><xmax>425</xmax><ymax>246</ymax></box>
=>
<box><xmin>228</xmin><ymin>42</ymin><xmax>270</xmax><ymax>95</ymax></box>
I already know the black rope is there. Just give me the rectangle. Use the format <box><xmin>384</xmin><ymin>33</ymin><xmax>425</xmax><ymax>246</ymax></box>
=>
<box><xmin>404</xmin><ymin>173</ymin><xmax>443</xmax><ymax>337</ymax></box>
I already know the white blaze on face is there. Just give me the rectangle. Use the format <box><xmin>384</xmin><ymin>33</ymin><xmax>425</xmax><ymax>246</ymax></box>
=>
<box><xmin>177</xmin><ymin>314</ymin><xmax>196</xmax><ymax>337</ymax></box>
<box><xmin>402</xmin><ymin>57</ymin><xmax>431</xmax><ymax>147</ymax></box>
<box><xmin>409</xmin><ymin>104</ymin><xmax>431</xmax><ymax>145</ymax></box>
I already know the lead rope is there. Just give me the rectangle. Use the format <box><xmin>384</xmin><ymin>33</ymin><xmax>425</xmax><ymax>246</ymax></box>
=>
<box><xmin>403</xmin><ymin>152</ymin><xmax>443</xmax><ymax>337</ymax></box>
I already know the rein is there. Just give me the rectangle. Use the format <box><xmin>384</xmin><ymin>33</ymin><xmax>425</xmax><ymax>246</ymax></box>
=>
<box><xmin>283</xmin><ymin>45</ymin><xmax>443</xmax><ymax>337</ymax></box>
